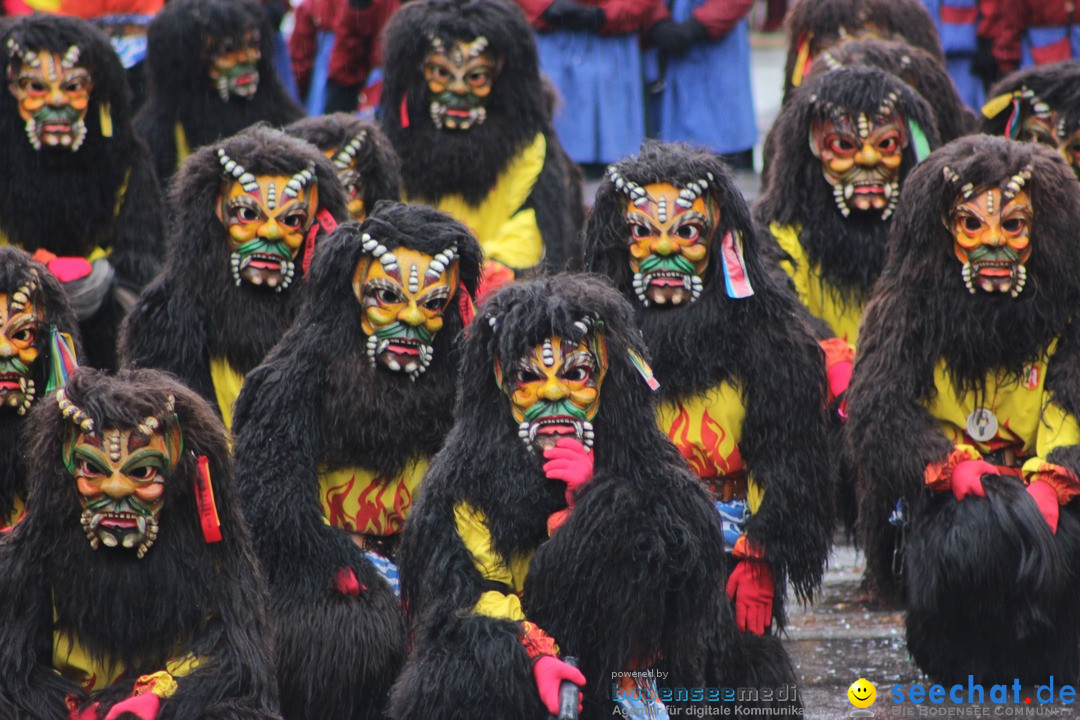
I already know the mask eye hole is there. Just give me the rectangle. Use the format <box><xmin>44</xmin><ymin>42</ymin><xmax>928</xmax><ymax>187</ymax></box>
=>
<box><xmin>674</xmin><ymin>224</ymin><xmax>701</xmax><ymax>242</ymax></box>
<box><xmin>279</xmin><ymin>212</ymin><xmax>306</xmax><ymax>230</ymax></box>
<box><xmin>629</xmin><ymin>223</ymin><xmax>651</xmax><ymax>239</ymax></box>
<box><xmin>877</xmin><ymin>134</ymin><xmax>899</xmax><ymax>153</ymax></box>
<box><xmin>563</xmin><ymin>366</ymin><xmax>591</xmax><ymax>383</ymax></box>
<box><xmin>10</xmin><ymin>328</ymin><xmax>35</xmax><ymax>344</ymax></box>
<box><xmin>77</xmin><ymin>459</ymin><xmax>105</xmax><ymax>478</ymax></box>
<box><xmin>827</xmin><ymin>135</ymin><xmax>856</xmax><ymax>155</ymax></box>
<box><xmin>1002</xmin><ymin>218</ymin><xmax>1024</xmax><ymax>234</ymax></box>
<box><xmin>962</xmin><ymin>216</ymin><xmax>982</xmax><ymax>233</ymax></box>
<box><xmin>127</xmin><ymin>465</ymin><xmax>159</xmax><ymax>482</ymax></box>
<box><xmin>236</xmin><ymin>207</ymin><xmax>259</xmax><ymax>222</ymax></box>
<box><xmin>514</xmin><ymin>368</ymin><xmax>542</xmax><ymax>385</ymax></box>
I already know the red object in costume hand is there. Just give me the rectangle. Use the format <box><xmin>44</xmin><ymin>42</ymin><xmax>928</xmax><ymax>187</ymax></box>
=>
<box><xmin>1027</xmin><ymin>480</ymin><xmax>1060</xmax><ymax>534</ymax></box>
<box><xmin>475</xmin><ymin>260</ymin><xmax>515</xmax><ymax>306</ymax></box>
<box><xmin>104</xmin><ymin>693</ymin><xmax>161</xmax><ymax>720</ymax></box>
<box><xmin>532</xmin><ymin>654</ymin><xmax>585</xmax><ymax>715</ymax></box>
<box><xmin>725</xmin><ymin>560</ymin><xmax>773</xmax><ymax>635</ymax></box>
<box><xmin>951</xmin><ymin>460</ymin><xmax>996</xmax><ymax>500</ymax></box>
<box><xmin>334</xmin><ymin>567</ymin><xmax>365</xmax><ymax>595</ymax></box>
<box><xmin>543</xmin><ymin>438</ymin><xmax>594</xmax><ymax>506</ymax></box>
<box><xmin>69</xmin><ymin>702</ymin><xmax>99</xmax><ymax>720</ymax></box>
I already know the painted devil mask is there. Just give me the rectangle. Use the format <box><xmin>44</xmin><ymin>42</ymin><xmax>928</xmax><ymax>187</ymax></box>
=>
<box><xmin>945</xmin><ymin>167</ymin><xmax>1033</xmax><ymax>298</ymax></box>
<box><xmin>810</xmin><ymin>101</ymin><xmax>908</xmax><ymax>219</ymax></box>
<box><xmin>6</xmin><ymin>41</ymin><xmax>92</xmax><ymax>151</ymax></box>
<box><xmin>216</xmin><ymin>149</ymin><xmax>318</xmax><ymax>291</ymax></box>
<box><xmin>423</xmin><ymin>35</ymin><xmax>498</xmax><ymax>130</ymax></box>
<box><xmin>60</xmin><ymin>390</ymin><xmax>182</xmax><ymax>559</ymax></box>
<box><xmin>354</xmin><ymin>234</ymin><xmax>460</xmax><ymax>380</ymax></box>
<box><xmin>1019</xmin><ymin>110</ymin><xmax>1080</xmax><ymax>180</ymax></box>
<box><xmin>0</xmin><ymin>279</ymin><xmax>43</xmax><ymax>416</ymax></box>
<box><xmin>325</xmin><ymin>132</ymin><xmax>368</xmax><ymax>221</ymax></box>
<box><xmin>205</xmin><ymin>30</ymin><xmax>260</xmax><ymax>102</ymax></box>
<box><xmin>496</xmin><ymin>325</ymin><xmax>608</xmax><ymax>453</ymax></box>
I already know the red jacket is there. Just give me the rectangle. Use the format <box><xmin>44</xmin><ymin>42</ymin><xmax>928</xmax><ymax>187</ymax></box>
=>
<box><xmin>648</xmin><ymin>0</ymin><xmax>752</xmax><ymax>40</ymax></box>
<box><xmin>290</xmin><ymin>0</ymin><xmax>344</xmax><ymax>96</ymax></box>
<box><xmin>328</xmin><ymin>0</ymin><xmax>399</xmax><ymax>87</ymax></box>
<box><xmin>994</xmin><ymin>0</ymin><xmax>1080</xmax><ymax>71</ymax></box>
<box><xmin>517</xmin><ymin>0</ymin><xmax>662</xmax><ymax>35</ymax></box>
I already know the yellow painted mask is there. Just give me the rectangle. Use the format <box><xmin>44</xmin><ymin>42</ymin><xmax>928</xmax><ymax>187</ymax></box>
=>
<box><xmin>1020</xmin><ymin>110</ymin><xmax>1080</xmax><ymax>181</ymax></box>
<box><xmin>495</xmin><ymin>330</ymin><xmax>608</xmax><ymax>453</ymax></box>
<box><xmin>621</xmin><ymin>181</ymin><xmax>718</xmax><ymax>307</ymax></box>
<box><xmin>949</xmin><ymin>185</ymin><xmax>1032</xmax><ymax>297</ymax></box>
<box><xmin>0</xmin><ymin>289</ymin><xmax>42</xmax><ymax>416</ymax></box>
<box><xmin>810</xmin><ymin>109</ymin><xmax>907</xmax><ymax>219</ymax></box>
<box><xmin>6</xmin><ymin>45</ymin><xmax>92</xmax><ymax>151</ymax></box>
<box><xmin>216</xmin><ymin>149</ymin><xmax>318</xmax><ymax>292</ymax></box>
<box><xmin>423</xmin><ymin>35</ymin><xmax>498</xmax><ymax>130</ymax></box>
<box><xmin>65</xmin><ymin>419</ymin><xmax>182</xmax><ymax>559</ymax></box>
<box><xmin>353</xmin><ymin>238</ymin><xmax>461</xmax><ymax>379</ymax></box>
<box><xmin>205</xmin><ymin>30</ymin><xmax>260</xmax><ymax>101</ymax></box>
<box><xmin>325</xmin><ymin>132</ymin><xmax>369</xmax><ymax>221</ymax></box>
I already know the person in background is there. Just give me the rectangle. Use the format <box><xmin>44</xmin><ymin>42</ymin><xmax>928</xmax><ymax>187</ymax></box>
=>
<box><xmin>289</xmin><ymin>0</ymin><xmax>344</xmax><ymax>114</ymax></box>
<box><xmin>517</xmin><ymin>0</ymin><xmax>662</xmax><ymax>173</ymax></box>
<box><xmin>993</xmin><ymin>1</ymin><xmax>1080</xmax><ymax>72</ymax></box>
<box><xmin>919</xmin><ymin>0</ymin><xmax>1003</xmax><ymax>109</ymax></box>
<box><xmin>322</xmin><ymin>0</ymin><xmax>399</xmax><ymax>113</ymax></box>
<box><xmin>644</xmin><ymin>0</ymin><xmax>756</xmax><ymax>170</ymax></box>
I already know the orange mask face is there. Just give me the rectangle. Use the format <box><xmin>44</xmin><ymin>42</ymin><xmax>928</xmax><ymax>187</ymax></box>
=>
<box><xmin>0</xmin><ymin>292</ymin><xmax>42</xmax><ymax>415</ymax></box>
<box><xmin>423</xmin><ymin>36</ymin><xmax>498</xmax><ymax>130</ymax></box>
<box><xmin>67</xmin><ymin>423</ymin><xmax>181</xmax><ymax>558</ymax></box>
<box><xmin>950</xmin><ymin>187</ymin><xmax>1033</xmax><ymax>297</ymax></box>
<box><xmin>495</xmin><ymin>331</ymin><xmax>608</xmax><ymax>453</ymax></box>
<box><xmin>7</xmin><ymin>46</ymin><xmax>92</xmax><ymax>151</ymax></box>
<box><xmin>1020</xmin><ymin>110</ymin><xmax>1080</xmax><ymax>181</ymax></box>
<box><xmin>215</xmin><ymin>156</ymin><xmax>319</xmax><ymax>291</ymax></box>
<box><xmin>205</xmin><ymin>30</ymin><xmax>260</xmax><ymax>101</ymax></box>
<box><xmin>811</xmin><ymin>111</ymin><xmax>907</xmax><ymax>219</ymax></box>
<box><xmin>623</xmin><ymin>182</ymin><xmax>718</xmax><ymax>307</ymax></box>
<box><xmin>353</xmin><ymin>241</ymin><xmax>460</xmax><ymax>379</ymax></box>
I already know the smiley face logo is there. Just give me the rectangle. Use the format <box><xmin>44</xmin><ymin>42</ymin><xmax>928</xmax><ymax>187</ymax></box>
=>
<box><xmin>848</xmin><ymin>678</ymin><xmax>876</xmax><ymax>708</ymax></box>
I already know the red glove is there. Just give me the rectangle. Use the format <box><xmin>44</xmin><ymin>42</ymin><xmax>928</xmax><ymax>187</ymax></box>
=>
<box><xmin>543</xmin><ymin>438</ymin><xmax>594</xmax><ymax>506</ymax></box>
<box><xmin>725</xmin><ymin>560</ymin><xmax>773</xmax><ymax>635</ymax></box>
<box><xmin>1027</xmin><ymin>480</ymin><xmax>1059</xmax><ymax>534</ymax></box>
<box><xmin>532</xmin><ymin>654</ymin><xmax>585</xmax><ymax>715</ymax></box>
<box><xmin>48</xmin><ymin>257</ymin><xmax>94</xmax><ymax>283</ymax></box>
<box><xmin>334</xmin><ymin>567</ymin><xmax>365</xmax><ymax>595</ymax></box>
<box><xmin>952</xmin><ymin>460</ymin><xmax>997</xmax><ymax>500</ymax></box>
<box><xmin>104</xmin><ymin>693</ymin><xmax>161</xmax><ymax>720</ymax></box>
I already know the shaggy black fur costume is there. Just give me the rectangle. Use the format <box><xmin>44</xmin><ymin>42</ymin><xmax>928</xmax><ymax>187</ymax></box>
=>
<box><xmin>231</xmin><ymin>202</ymin><xmax>482</xmax><ymax>720</ymax></box>
<box><xmin>983</xmin><ymin>62</ymin><xmax>1080</xmax><ymax>179</ymax></box>
<box><xmin>0</xmin><ymin>248</ymin><xmax>81</xmax><ymax>527</ymax></box>
<box><xmin>134</xmin><ymin>0</ymin><xmax>304</xmax><ymax>186</ymax></box>
<box><xmin>389</xmin><ymin>274</ymin><xmax>799</xmax><ymax>720</ymax></box>
<box><xmin>585</xmin><ymin>141</ymin><xmax>833</xmax><ymax>620</ymax></box>
<box><xmin>1</xmin><ymin>16</ymin><xmax>164</xmax><ymax>369</ymax></box>
<box><xmin>0</xmin><ymin>368</ymin><xmax>280</xmax><ymax>719</ymax></box>
<box><xmin>284</xmin><ymin>113</ymin><xmax>402</xmax><ymax>219</ymax></box>
<box><xmin>119</xmin><ymin>125</ymin><xmax>348</xmax><ymax>416</ymax></box>
<box><xmin>848</xmin><ymin>136</ymin><xmax>1080</xmax><ymax>682</ymax></box>
<box><xmin>756</xmin><ymin>66</ymin><xmax>939</xmax><ymax>311</ymax></box>
<box><xmin>781</xmin><ymin>0</ymin><xmax>943</xmax><ymax>104</ymax></box>
<box><xmin>380</xmin><ymin>0</ymin><xmax>581</xmax><ymax>272</ymax></box>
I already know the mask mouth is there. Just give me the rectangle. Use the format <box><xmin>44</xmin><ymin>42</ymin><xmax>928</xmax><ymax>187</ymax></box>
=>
<box><xmin>429</xmin><ymin>99</ymin><xmax>487</xmax><ymax>130</ymax></box>
<box><xmin>962</xmin><ymin>258</ymin><xmax>1027</xmax><ymax>297</ymax></box>
<box><xmin>518</xmin><ymin>415</ymin><xmax>594</xmax><ymax>452</ymax></box>
<box><xmin>231</xmin><ymin>250</ymin><xmax>296</xmax><ymax>291</ymax></box>
<box><xmin>81</xmin><ymin>506</ymin><xmax>159</xmax><ymax>558</ymax></box>
<box><xmin>633</xmin><ymin>270</ymin><xmax>702</xmax><ymax>307</ymax></box>
<box><xmin>25</xmin><ymin>112</ymin><xmax>87</xmax><ymax>152</ymax></box>
<box><xmin>0</xmin><ymin>371</ymin><xmax>25</xmax><ymax>391</ymax></box>
<box><xmin>366</xmin><ymin>333</ymin><xmax>435</xmax><ymax>380</ymax></box>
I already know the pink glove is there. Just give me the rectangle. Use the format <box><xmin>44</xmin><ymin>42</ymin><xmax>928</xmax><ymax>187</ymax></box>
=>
<box><xmin>1027</xmin><ymin>480</ymin><xmax>1059</xmax><ymax>534</ymax></box>
<box><xmin>543</xmin><ymin>438</ymin><xmax>594</xmax><ymax>506</ymax></box>
<box><xmin>48</xmin><ymin>257</ymin><xmax>94</xmax><ymax>283</ymax></box>
<box><xmin>334</xmin><ymin>567</ymin><xmax>365</xmax><ymax>596</ymax></box>
<box><xmin>725</xmin><ymin>560</ymin><xmax>774</xmax><ymax>635</ymax></box>
<box><xmin>827</xmin><ymin>360</ymin><xmax>853</xmax><ymax>400</ymax></box>
<box><xmin>952</xmin><ymin>460</ymin><xmax>997</xmax><ymax>500</ymax></box>
<box><xmin>532</xmin><ymin>654</ymin><xmax>585</xmax><ymax>715</ymax></box>
<box><xmin>104</xmin><ymin>693</ymin><xmax>161</xmax><ymax>720</ymax></box>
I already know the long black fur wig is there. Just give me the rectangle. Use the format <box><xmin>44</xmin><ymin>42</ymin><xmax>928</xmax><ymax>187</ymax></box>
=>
<box><xmin>1</xmin><ymin>15</ymin><xmax>165</xmax><ymax>368</ymax></box>
<box><xmin>230</xmin><ymin>202</ymin><xmax>482</xmax><ymax>720</ymax></box>
<box><xmin>134</xmin><ymin>0</ymin><xmax>304</xmax><ymax>186</ymax></box>
<box><xmin>389</xmin><ymin>274</ymin><xmax>799</xmax><ymax>719</ymax></box>
<box><xmin>0</xmin><ymin>247</ymin><xmax>81</xmax><ymax>527</ymax></box>
<box><xmin>119</xmin><ymin>125</ymin><xmax>348</xmax><ymax>413</ymax></box>
<box><xmin>982</xmin><ymin>61</ymin><xmax>1080</xmax><ymax>149</ymax></box>
<box><xmin>585</xmin><ymin>141</ymin><xmax>834</xmax><ymax>617</ymax></box>
<box><xmin>848</xmin><ymin>136</ymin><xmax>1080</xmax><ymax>682</ymax></box>
<box><xmin>0</xmin><ymin>368</ymin><xmax>281</xmax><ymax>719</ymax></box>
<box><xmin>755</xmin><ymin>66</ymin><xmax>940</xmax><ymax>306</ymax></box>
<box><xmin>379</xmin><ymin>0</ymin><xmax>582</xmax><ymax>271</ymax></box>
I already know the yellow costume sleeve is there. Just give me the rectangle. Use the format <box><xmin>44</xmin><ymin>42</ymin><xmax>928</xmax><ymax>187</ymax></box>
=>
<box><xmin>425</xmin><ymin>134</ymin><xmax>547</xmax><ymax>271</ymax></box>
<box><xmin>453</xmin><ymin>502</ymin><xmax>526</xmax><ymax>621</ymax></box>
<box><xmin>209</xmin><ymin>357</ymin><xmax>245</xmax><ymax>432</ymax></box>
